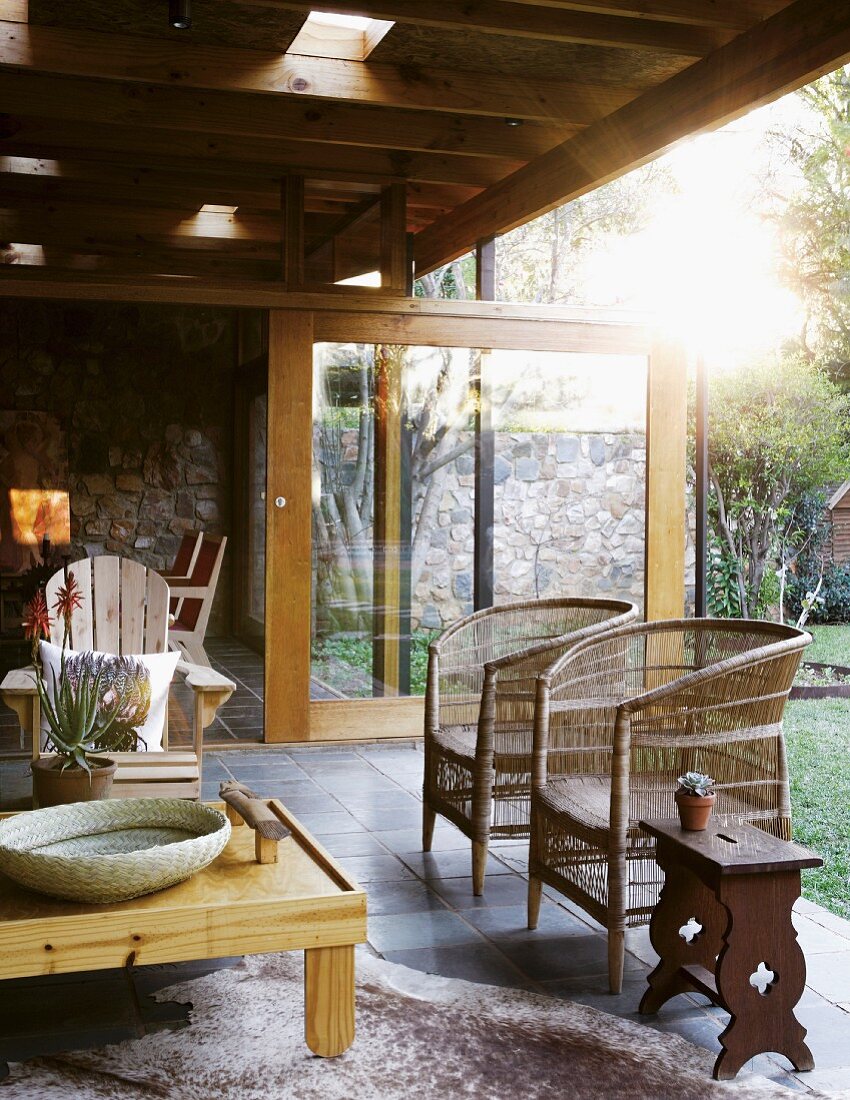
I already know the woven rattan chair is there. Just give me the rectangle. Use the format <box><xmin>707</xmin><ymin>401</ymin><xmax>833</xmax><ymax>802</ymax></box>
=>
<box><xmin>527</xmin><ymin>618</ymin><xmax>811</xmax><ymax>993</ymax></box>
<box><xmin>423</xmin><ymin>598</ymin><xmax>639</xmax><ymax>894</ymax></box>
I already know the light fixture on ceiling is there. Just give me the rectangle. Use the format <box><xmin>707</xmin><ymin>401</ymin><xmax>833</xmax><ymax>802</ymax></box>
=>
<box><xmin>504</xmin><ymin>117</ymin><xmax>524</xmax><ymax>127</ymax></box>
<box><xmin>169</xmin><ymin>0</ymin><xmax>192</xmax><ymax>30</ymax></box>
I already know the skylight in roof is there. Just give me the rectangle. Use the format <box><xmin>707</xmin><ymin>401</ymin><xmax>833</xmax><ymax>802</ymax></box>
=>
<box><xmin>287</xmin><ymin>11</ymin><xmax>394</xmax><ymax>61</ymax></box>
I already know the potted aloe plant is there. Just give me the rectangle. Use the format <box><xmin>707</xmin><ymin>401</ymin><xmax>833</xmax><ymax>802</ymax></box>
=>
<box><xmin>675</xmin><ymin>771</ymin><xmax>716</xmax><ymax>831</ymax></box>
<box><xmin>22</xmin><ymin>573</ymin><xmax>139</xmax><ymax>807</ymax></box>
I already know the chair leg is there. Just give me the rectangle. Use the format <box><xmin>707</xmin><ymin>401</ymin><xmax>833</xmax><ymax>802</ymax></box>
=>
<box><xmin>472</xmin><ymin>840</ymin><xmax>488</xmax><ymax>896</ymax></box>
<box><xmin>422</xmin><ymin>803</ymin><xmax>436</xmax><ymax>851</ymax></box>
<box><xmin>528</xmin><ymin>875</ymin><xmax>543</xmax><ymax>929</ymax></box>
<box><xmin>608</xmin><ymin>929</ymin><xmax>625</xmax><ymax>994</ymax></box>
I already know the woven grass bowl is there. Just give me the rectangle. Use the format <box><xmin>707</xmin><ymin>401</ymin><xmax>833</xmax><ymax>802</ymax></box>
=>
<box><xmin>0</xmin><ymin>799</ymin><xmax>231</xmax><ymax>904</ymax></box>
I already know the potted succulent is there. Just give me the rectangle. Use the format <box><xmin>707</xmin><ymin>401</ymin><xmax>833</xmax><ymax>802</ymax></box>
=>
<box><xmin>675</xmin><ymin>771</ymin><xmax>716</xmax><ymax>831</ymax></box>
<box><xmin>22</xmin><ymin>573</ymin><xmax>139</xmax><ymax>807</ymax></box>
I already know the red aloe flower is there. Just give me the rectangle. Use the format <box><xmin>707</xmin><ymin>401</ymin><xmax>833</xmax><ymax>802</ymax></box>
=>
<box><xmin>22</xmin><ymin>588</ymin><xmax>51</xmax><ymax>642</ymax></box>
<box><xmin>53</xmin><ymin>571</ymin><xmax>84</xmax><ymax>626</ymax></box>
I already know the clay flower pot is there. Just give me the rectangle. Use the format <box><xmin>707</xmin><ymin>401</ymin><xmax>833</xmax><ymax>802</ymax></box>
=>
<box><xmin>675</xmin><ymin>789</ymin><xmax>716</xmax><ymax>831</ymax></box>
<box><xmin>31</xmin><ymin>756</ymin><xmax>117</xmax><ymax>808</ymax></box>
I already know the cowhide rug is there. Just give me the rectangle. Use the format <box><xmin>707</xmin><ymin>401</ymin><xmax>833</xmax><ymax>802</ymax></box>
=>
<box><xmin>1</xmin><ymin>951</ymin><xmax>814</xmax><ymax>1100</ymax></box>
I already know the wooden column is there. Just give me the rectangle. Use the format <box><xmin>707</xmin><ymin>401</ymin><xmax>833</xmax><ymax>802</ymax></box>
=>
<box><xmin>373</xmin><ymin>344</ymin><xmax>404</xmax><ymax>696</ymax></box>
<box><xmin>380</xmin><ymin>183</ymin><xmax>408</xmax><ymax>294</ymax></box>
<box><xmin>281</xmin><ymin>174</ymin><xmax>305</xmax><ymax>290</ymax></box>
<box><xmin>265</xmin><ymin>309</ymin><xmax>313</xmax><ymax>741</ymax></box>
<box><xmin>694</xmin><ymin>353</ymin><xmax>709</xmax><ymax>617</ymax></box>
<box><xmin>644</xmin><ymin>334</ymin><xmax>687</xmax><ymax>621</ymax></box>
<box><xmin>473</xmin><ymin>235</ymin><xmax>495</xmax><ymax>610</ymax></box>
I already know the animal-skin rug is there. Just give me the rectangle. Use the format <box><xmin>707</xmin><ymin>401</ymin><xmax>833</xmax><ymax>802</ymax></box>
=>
<box><xmin>1</xmin><ymin>950</ymin><xmax>816</xmax><ymax>1100</ymax></box>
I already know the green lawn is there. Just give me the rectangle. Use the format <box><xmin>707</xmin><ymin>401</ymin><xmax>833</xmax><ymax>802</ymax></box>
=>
<box><xmin>804</xmin><ymin>623</ymin><xmax>850</xmax><ymax>665</ymax></box>
<box><xmin>784</xmin><ymin>696</ymin><xmax>850</xmax><ymax>919</ymax></box>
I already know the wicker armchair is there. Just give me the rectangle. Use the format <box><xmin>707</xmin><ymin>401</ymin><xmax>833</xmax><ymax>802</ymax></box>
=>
<box><xmin>423</xmin><ymin>598</ymin><xmax>638</xmax><ymax>894</ymax></box>
<box><xmin>527</xmin><ymin>618</ymin><xmax>810</xmax><ymax>994</ymax></box>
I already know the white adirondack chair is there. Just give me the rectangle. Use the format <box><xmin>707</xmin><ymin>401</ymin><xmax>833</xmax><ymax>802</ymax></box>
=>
<box><xmin>0</xmin><ymin>556</ymin><xmax>235</xmax><ymax>804</ymax></box>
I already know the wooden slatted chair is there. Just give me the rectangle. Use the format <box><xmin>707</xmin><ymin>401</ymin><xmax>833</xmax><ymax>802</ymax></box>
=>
<box><xmin>167</xmin><ymin>533</ymin><xmax>227</xmax><ymax>667</ymax></box>
<box><xmin>0</xmin><ymin>556</ymin><xmax>235</xmax><ymax>804</ymax></box>
<box><xmin>423</xmin><ymin>597</ymin><xmax>639</xmax><ymax>894</ymax></box>
<box><xmin>164</xmin><ymin>530</ymin><xmax>204</xmax><ymax>584</ymax></box>
<box><xmin>527</xmin><ymin>618</ymin><xmax>811</xmax><ymax>994</ymax></box>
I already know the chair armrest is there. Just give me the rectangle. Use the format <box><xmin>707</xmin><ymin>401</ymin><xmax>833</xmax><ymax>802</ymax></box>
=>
<box><xmin>167</xmin><ymin>583</ymin><xmax>208</xmax><ymax>597</ymax></box>
<box><xmin>176</xmin><ymin>661</ymin><xmax>235</xmax><ymax>731</ymax></box>
<box><xmin>1</xmin><ymin>666</ymin><xmax>38</xmax><ymax>743</ymax></box>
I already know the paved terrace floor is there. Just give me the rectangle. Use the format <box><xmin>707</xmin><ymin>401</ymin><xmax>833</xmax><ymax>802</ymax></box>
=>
<box><xmin>0</xmin><ymin>645</ymin><xmax>848</xmax><ymax>1093</ymax></box>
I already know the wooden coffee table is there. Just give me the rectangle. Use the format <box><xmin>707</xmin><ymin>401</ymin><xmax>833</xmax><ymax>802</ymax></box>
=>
<box><xmin>0</xmin><ymin>799</ymin><xmax>367</xmax><ymax>1067</ymax></box>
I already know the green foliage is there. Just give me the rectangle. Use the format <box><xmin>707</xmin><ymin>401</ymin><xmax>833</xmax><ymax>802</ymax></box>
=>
<box><xmin>805</xmin><ymin>623</ymin><xmax>850</xmax><ymax>664</ymax></box>
<box><xmin>772</xmin><ymin>66</ymin><xmax>850</xmax><ymax>377</ymax></box>
<box><xmin>311</xmin><ymin>631</ymin><xmax>438</xmax><ymax>698</ymax></box>
<box><xmin>704</xmin><ymin>354</ymin><xmax>850</xmax><ymax>617</ymax></box>
<box><xmin>785</xmin><ymin>697</ymin><xmax>850</xmax><ymax>918</ymax></box>
<box><xmin>790</xmin><ymin>562</ymin><xmax>850</xmax><ymax>624</ymax></box>
<box><xmin>706</xmin><ymin>538</ymin><xmax>742</xmax><ymax>618</ymax></box>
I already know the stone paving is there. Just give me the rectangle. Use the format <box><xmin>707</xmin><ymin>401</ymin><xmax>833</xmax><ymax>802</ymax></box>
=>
<box><xmin>1</xmin><ymin>740</ymin><xmax>849</xmax><ymax>1093</ymax></box>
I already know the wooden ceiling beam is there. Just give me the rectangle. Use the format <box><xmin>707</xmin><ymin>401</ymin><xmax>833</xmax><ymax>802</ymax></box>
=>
<box><xmin>487</xmin><ymin>0</ymin><xmax>784</xmax><ymax>32</ymax></box>
<box><xmin>0</xmin><ymin>160</ymin><xmax>475</xmax><ymax>219</ymax></box>
<box><xmin>413</xmin><ymin>0</ymin><xmax>850</xmax><ymax>274</ymax></box>
<box><xmin>1</xmin><ymin>243</ymin><xmax>279</xmax><ymax>280</ymax></box>
<box><xmin>0</xmin><ymin>70</ymin><xmax>571</xmax><ymax>161</ymax></box>
<box><xmin>0</xmin><ymin>121</ymin><xmax>520</xmax><ymax>188</ymax></box>
<box><xmin>240</xmin><ymin>0</ymin><xmax>729</xmax><ymax>54</ymax></box>
<box><xmin>0</xmin><ymin>201</ymin><xmax>283</xmax><ymax>259</ymax></box>
<box><xmin>0</xmin><ymin>20</ymin><xmax>636</xmax><ymax>126</ymax></box>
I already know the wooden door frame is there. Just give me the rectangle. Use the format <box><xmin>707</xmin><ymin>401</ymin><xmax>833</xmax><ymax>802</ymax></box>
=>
<box><xmin>264</xmin><ymin>305</ymin><xmax>685</xmax><ymax>744</ymax></box>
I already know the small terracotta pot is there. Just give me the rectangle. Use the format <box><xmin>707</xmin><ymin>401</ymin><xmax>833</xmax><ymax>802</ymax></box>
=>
<box><xmin>31</xmin><ymin>757</ymin><xmax>117</xmax><ymax>808</ymax></box>
<box><xmin>675</xmin><ymin>790</ymin><xmax>715</xmax><ymax>831</ymax></box>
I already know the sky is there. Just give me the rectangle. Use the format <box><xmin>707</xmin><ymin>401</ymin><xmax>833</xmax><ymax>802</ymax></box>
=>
<box><xmin>583</xmin><ymin>92</ymin><xmax>815</xmax><ymax>372</ymax></box>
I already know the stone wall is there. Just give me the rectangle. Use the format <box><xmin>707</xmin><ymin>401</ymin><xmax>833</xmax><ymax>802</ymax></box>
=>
<box><xmin>414</xmin><ymin>431</ymin><xmax>649</xmax><ymax>629</ymax></box>
<box><xmin>0</xmin><ymin>300</ymin><xmax>235</xmax><ymax>635</ymax></box>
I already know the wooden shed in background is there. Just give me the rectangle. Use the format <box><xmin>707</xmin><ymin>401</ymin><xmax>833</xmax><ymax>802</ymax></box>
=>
<box><xmin>828</xmin><ymin>481</ymin><xmax>850</xmax><ymax>565</ymax></box>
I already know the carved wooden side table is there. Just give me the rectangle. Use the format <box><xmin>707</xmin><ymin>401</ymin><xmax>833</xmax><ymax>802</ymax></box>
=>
<box><xmin>638</xmin><ymin>817</ymin><xmax>822</xmax><ymax>1081</ymax></box>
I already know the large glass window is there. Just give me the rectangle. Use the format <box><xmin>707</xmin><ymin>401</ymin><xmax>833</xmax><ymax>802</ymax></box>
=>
<box><xmin>311</xmin><ymin>343</ymin><xmax>474</xmax><ymax>698</ymax></box>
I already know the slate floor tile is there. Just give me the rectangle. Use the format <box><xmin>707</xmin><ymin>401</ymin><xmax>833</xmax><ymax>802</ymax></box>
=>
<box><xmin>432</xmin><ymin>874</ymin><xmax>530</xmax><ymax>910</ymax></box>
<box><xmin>382</xmin><ymin>942</ymin><xmax>531</xmax><ymax>988</ymax></box>
<box><xmin>462</xmin><ymin>902</ymin><xmax>592</xmax><ymax>940</ymax></box>
<box><xmin>401</xmin><ymin>850</ymin><xmax>511</xmax><ymax>880</ymax></box>
<box><xmin>372</xmin><ymin>826</ymin><xmax>467</xmax><ymax>854</ymax></box>
<box><xmin>365</xmin><ymin>880</ymin><xmax>452</xmax><ymax>916</ymax></box>
<box><xmin>338</xmin><ymin>853</ymin><xmax>415</xmax><ymax>883</ymax></box>
<box><xmin>496</xmin><ymin>933</ymin><xmax>648</xmax><ymax>983</ymax></box>
<box><xmin>319</xmin><ymin>832</ymin><xmax>388</xmax><ymax>858</ymax></box>
<box><xmin>367</xmin><ymin>910</ymin><xmax>480</xmax><ymax>952</ymax></box>
<box><xmin>295</xmin><ymin>811</ymin><xmax>367</xmax><ymax>835</ymax></box>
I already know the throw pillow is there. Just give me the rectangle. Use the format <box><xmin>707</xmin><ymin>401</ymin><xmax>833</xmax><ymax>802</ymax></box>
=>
<box><xmin>38</xmin><ymin>640</ymin><xmax>179</xmax><ymax>753</ymax></box>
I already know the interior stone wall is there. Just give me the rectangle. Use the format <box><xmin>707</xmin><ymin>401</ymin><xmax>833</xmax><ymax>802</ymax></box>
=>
<box><xmin>0</xmin><ymin>299</ymin><xmax>236</xmax><ymax>635</ymax></box>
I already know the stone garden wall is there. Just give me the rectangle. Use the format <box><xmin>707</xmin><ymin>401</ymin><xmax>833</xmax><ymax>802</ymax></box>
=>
<box><xmin>414</xmin><ymin>431</ymin><xmax>663</xmax><ymax>630</ymax></box>
<box><xmin>0</xmin><ymin>300</ymin><xmax>235</xmax><ymax>635</ymax></box>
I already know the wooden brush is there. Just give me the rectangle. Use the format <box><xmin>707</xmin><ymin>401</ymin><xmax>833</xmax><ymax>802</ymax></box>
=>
<box><xmin>219</xmin><ymin>780</ymin><xmax>291</xmax><ymax>841</ymax></box>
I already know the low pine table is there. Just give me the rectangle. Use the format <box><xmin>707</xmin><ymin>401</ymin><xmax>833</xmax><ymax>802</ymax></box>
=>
<box><xmin>638</xmin><ymin>817</ymin><xmax>822</xmax><ymax>1081</ymax></box>
<box><xmin>0</xmin><ymin>799</ymin><xmax>367</xmax><ymax>1072</ymax></box>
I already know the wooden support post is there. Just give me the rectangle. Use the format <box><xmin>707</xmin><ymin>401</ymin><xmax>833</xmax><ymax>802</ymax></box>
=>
<box><xmin>373</xmin><ymin>344</ymin><xmax>404</xmax><ymax>696</ymax></box>
<box><xmin>265</xmin><ymin>309</ymin><xmax>313</xmax><ymax>740</ymax></box>
<box><xmin>380</xmin><ymin>183</ymin><xmax>408</xmax><ymax>294</ymax></box>
<box><xmin>694</xmin><ymin>353</ymin><xmax>708</xmax><ymax>618</ymax></box>
<box><xmin>644</xmin><ymin>334</ymin><xmax>687</xmax><ymax>621</ymax></box>
<box><xmin>474</xmin><ymin>235</ymin><xmax>495</xmax><ymax>611</ymax></box>
<box><xmin>281</xmin><ymin>173</ymin><xmax>305</xmax><ymax>289</ymax></box>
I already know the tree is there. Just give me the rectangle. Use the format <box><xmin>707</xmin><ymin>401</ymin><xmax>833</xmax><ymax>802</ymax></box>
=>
<box><xmin>705</xmin><ymin>354</ymin><xmax>850</xmax><ymax>619</ymax></box>
<box><xmin>769</xmin><ymin>65</ymin><xmax>850</xmax><ymax>376</ymax></box>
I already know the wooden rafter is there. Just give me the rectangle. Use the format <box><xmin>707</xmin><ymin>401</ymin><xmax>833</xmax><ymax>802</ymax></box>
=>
<box><xmin>474</xmin><ymin>0</ymin><xmax>784</xmax><ymax>31</ymax></box>
<box><xmin>239</xmin><ymin>0</ymin><xmax>730</xmax><ymax>54</ymax></box>
<box><xmin>0</xmin><ymin>159</ymin><xmax>477</xmax><ymax>218</ymax></box>
<box><xmin>413</xmin><ymin>0</ymin><xmax>850</xmax><ymax>274</ymax></box>
<box><xmin>0</xmin><ymin>21</ymin><xmax>639</xmax><ymax>127</ymax></box>
<box><xmin>0</xmin><ymin>70</ymin><xmax>571</xmax><ymax>161</ymax></box>
<box><xmin>0</xmin><ymin>121</ymin><xmax>522</xmax><ymax>187</ymax></box>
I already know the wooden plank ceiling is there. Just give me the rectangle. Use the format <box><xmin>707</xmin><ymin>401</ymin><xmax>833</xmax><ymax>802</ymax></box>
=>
<box><xmin>1</xmin><ymin>0</ymin><xmax>849</xmax><ymax>285</ymax></box>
